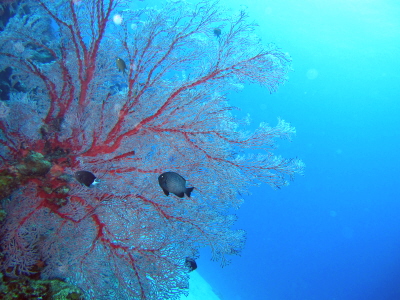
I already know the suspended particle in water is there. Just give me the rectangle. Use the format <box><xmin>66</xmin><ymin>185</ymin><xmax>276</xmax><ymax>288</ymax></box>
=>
<box><xmin>306</xmin><ymin>68</ymin><xmax>319</xmax><ymax>80</ymax></box>
<box><xmin>113</xmin><ymin>14</ymin><xmax>123</xmax><ymax>25</ymax></box>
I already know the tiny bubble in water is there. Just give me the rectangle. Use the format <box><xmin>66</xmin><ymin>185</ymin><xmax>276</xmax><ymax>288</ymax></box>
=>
<box><xmin>113</xmin><ymin>14</ymin><xmax>123</xmax><ymax>25</ymax></box>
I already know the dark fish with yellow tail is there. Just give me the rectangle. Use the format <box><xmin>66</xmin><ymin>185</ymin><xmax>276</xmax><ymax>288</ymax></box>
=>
<box><xmin>158</xmin><ymin>171</ymin><xmax>194</xmax><ymax>198</ymax></box>
<box><xmin>116</xmin><ymin>57</ymin><xmax>127</xmax><ymax>74</ymax></box>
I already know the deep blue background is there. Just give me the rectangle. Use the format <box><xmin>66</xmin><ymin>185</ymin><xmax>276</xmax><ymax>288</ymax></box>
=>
<box><xmin>135</xmin><ymin>0</ymin><xmax>399</xmax><ymax>299</ymax></box>
<box><xmin>190</xmin><ymin>0</ymin><xmax>400</xmax><ymax>299</ymax></box>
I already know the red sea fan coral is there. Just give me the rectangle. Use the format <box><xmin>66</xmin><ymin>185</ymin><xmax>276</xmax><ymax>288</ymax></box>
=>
<box><xmin>0</xmin><ymin>0</ymin><xmax>304</xmax><ymax>299</ymax></box>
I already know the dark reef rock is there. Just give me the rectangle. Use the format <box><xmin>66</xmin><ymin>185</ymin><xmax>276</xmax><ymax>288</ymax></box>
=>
<box><xmin>0</xmin><ymin>272</ymin><xmax>86</xmax><ymax>300</ymax></box>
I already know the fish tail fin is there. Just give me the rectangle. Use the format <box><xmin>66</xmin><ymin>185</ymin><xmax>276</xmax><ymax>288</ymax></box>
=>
<box><xmin>185</xmin><ymin>187</ymin><xmax>194</xmax><ymax>198</ymax></box>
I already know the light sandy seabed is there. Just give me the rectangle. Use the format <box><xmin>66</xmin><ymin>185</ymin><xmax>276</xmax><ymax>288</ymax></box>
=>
<box><xmin>180</xmin><ymin>271</ymin><xmax>220</xmax><ymax>300</ymax></box>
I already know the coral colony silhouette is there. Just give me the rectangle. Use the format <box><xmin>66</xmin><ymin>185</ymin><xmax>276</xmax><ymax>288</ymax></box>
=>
<box><xmin>0</xmin><ymin>0</ymin><xmax>304</xmax><ymax>299</ymax></box>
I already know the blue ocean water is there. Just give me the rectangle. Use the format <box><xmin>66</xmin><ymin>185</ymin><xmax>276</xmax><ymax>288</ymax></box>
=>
<box><xmin>0</xmin><ymin>0</ymin><xmax>398</xmax><ymax>299</ymax></box>
<box><xmin>185</xmin><ymin>0</ymin><xmax>400</xmax><ymax>299</ymax></box>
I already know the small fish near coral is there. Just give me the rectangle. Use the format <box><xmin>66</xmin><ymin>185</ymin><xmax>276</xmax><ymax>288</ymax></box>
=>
<box><xmin>158</xmin><ymin>171</ymin><xmax>194</xmax><ymax>198</ymax></box>
<box><xmin>74</xmin><ymin>170</ymin><xmax>97</xmax><ymax>187</ymax></box>
<box><xmin>213</xmin><ymin>28</ymin><xmax>222</xmax><ymax>38</ymax></box>
<box><xmin>116</xmin><ymin>57</ymin><xmax>127</xmax><ymax>75</ymax></box>
<box><xmin>185</xmin><ymin>257</ymin><xmax>197</xmax><ymax>272</ymax></box>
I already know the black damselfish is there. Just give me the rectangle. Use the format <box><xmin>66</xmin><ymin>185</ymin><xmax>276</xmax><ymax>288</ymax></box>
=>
<box><xmin>158</xmin><ymin>171</ymin><xmax>194</xmax><ymax>198</ymax></box>
<box><xmin>74</xmin><ymin>170</ymin><xmax>96</xmax><ymax>187</ymax></box>
<box><xmin>185</xmin><ymin>257</ymin><xmax>197</xmax><ymax>272</ymax></box>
